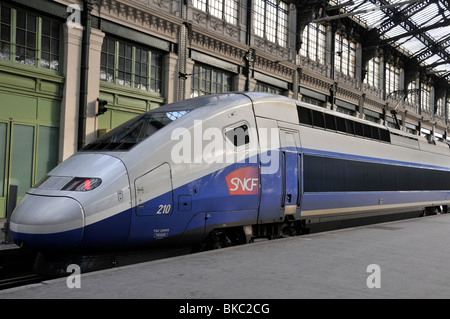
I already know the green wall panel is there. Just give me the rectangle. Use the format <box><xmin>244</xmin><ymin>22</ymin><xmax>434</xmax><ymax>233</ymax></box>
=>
<box><xmin>112</xmin><ymin>110</ymin><xmax>137</xmax><ymax>127</ymax></box>
<box><xmin>10</xmin><ymin>124</ymin><xmax>34</xmax><ymax>198</ymax></box>
<box><xmin>117</xmin><ymin>95</ymin><xmax>147</xmax><ymax>110</ymax></box>
<box><xmin>36</xmin><ymin>126</ymin><xmax>59</xmax><ymax>182</ymax></box>
<box><xmin>38</xmin><ymin>98</ymin><xmax>60</xmax><ymax>124</ymax></box>
<box><xmin>0</xmin><ymin>71</ymin><xmax>36</xmax><ymax>91</ymax></box>
<box><xmin>0</xmin><ymin>91</ymin><xmax>37</xmax><ymax>120</ymax></box>
<box><xmin>40</xmin><ymin>80</ymin><xmax>61</xmax><ymax>95</ymax></box>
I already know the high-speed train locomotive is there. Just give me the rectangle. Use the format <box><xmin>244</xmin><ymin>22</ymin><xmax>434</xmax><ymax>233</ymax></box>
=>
<box><xmin>10</xmin><ymin>92</ymin><xmax>450</xmax><ymax>252</ymax></box>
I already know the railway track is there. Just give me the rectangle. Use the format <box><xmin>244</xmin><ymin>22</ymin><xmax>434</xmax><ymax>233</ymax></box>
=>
<box><xmin>0</xmin><ymin>273</ymin><xmax>48</xmax><ymax>290</ymax></box>
<box><xmin>0</xmin><ymin>247</ymin><xmax>47</xmax><ymax>290</ymax></box>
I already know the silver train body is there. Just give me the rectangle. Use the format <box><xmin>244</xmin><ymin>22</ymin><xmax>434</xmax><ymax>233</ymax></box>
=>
<box><xmin>10</xmin><ymin>92</ymin><xmax>450</xmax><ymax>251</ymax></box>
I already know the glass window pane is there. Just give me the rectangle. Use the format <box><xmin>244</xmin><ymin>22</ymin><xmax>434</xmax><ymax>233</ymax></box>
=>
<box><xmin>40</xmin><ymin>52</ymin><xmax>49</xmax><ymax>68</ymax></box>
<box><xmin>101</xmin><ymin>52</ymin><xmax>106</xmax><ymax>66</ymax></box>
<box><xmin>1</xmin><ymin>24</ymin><xmax>10</xmax><ymax>42</ymax></box>
<box><xmin>277</xmin><ymin>1</ymin><xmax>288</xmax><ymax>46</ymax></box>
<box><xmin>107</xmin><ymin>54</ymin><xmax>114</xmax><ymax>68</ymax></box>
<box><xmin>15</xmin><ymin>46</ymin><xmax>24</xmax><ymax>63</ymax></box>
<box><xmin>192</xmin><ymin>0</ymin><xmax>207</xmax><ymax>11</ymax></box>
<box><xmin>1</xmin><ymin>6</ymin><xmax>11</xmax><ymax>24</ymax></box>
<box><xmin>209</xmin><ymin>0</ymin><xmax>223</xmax><ymax>19</ymax></box>
<box><xmin>16</xmin><ymin>28</ymin><xmax>25</xmax><ymax>45</ymax></box>
<box><xmin>51</xmin><ymin>21</ymin><xmax>59</xmax><ymax>38</ymax></box>
<box><xmin>27</xmin><ymin>31</ymin><xmax>36</xmax><ymax>48</ymax></box>
<box><xmin>119</xmin><ymin>57</ymin><xmax>124</xmax><ymax>70</ymax></box>
<box><xmin>25</xmin><ymin>48</ymin><xmax>35</xmax><ymax>65</ymax></box>
<box><xmin>11</xmin><ymin>125</ymin><xmax>34</xmax><ymax>197</ymax></box>
<box><xmin>224</xmin><ymin>0</ymin><xmax>238</xmax><ymax>25</ymax></box>
<box><xmin>16</xmin><ymin>11</ymin><xmax>25</xmax><ymax>29</ymax></box>
<box><xmin>27</xmin><ymin>14</ymin><xmax>36</xmax><ymax>32</ymax></box>
<box><xmin>42</xmin><ymin>19</ymin><xmax>50</xmax><ymax>36</ymax></box>
<box><xmin>253</xmin><ymin>0</ymin><xmax>265</xmax><ymax>38</ymax></box>
<box><xmin>41</xmin><ymin>36</ymin><xmax>49</xmax><ymax>52</ymax></box>
<box><xmin>40</xmin><ymin>19</ymin><xmax>60</xmax><ymax>70</ymax></box>
<box><xmin>191</xmin><ymin>64</ymin><xmax>232</xmax><ymax>96</ymax></box>
<box><xmin>50</xmin><ymin>38</ymin><xmax>58</xmax><ymax>54</ymax></box>
<box><xmin>50</xmin><ymin>54</ymin><xmax>58</xmax><ymax>70</ymax></box>
<box><xmin>119</xmin><ymin>42</ymin><xmax>125</xmax><ymax>56</ymax></box>
<box><xmin>107</xmin><ymin>38</ymin><xmax>115</xmax><ymax>53</ymax></box>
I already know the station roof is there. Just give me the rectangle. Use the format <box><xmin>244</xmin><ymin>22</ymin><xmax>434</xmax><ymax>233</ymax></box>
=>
<box><xmin>317</xmin><ymin>0</ymin><xmax>450</xmax><ymax>84</ymax></box>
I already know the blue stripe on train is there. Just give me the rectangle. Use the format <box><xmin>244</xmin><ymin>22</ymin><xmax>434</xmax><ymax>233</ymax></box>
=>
<box><xmin>11</xmin><ymin>227</ymin><xmax>83</xmax><ymax>251</ymax></box>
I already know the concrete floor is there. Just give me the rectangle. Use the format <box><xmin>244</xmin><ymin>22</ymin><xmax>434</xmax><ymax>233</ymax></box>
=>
<box><xmin>2</xmin><ymin>214</ymin><xmax>450</xmax><ymax>299</ymax></box>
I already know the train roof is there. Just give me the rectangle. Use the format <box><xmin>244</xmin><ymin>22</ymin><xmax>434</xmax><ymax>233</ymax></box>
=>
<box><xmin>85</xmin><ymin>92</ymin><xmax>450</xmax><ymax>156</ymax></box>
<box><xmin>152</xmin><ymin>92</ymin><xmax>253</xmax><ymax>112</ymax></box>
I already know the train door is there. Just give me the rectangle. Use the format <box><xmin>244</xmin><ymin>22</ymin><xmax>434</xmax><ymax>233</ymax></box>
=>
<box><xmin>256</xmin><ymin>119</ymin><xmax>301</xmax><ymax>223</ymax></box>
<box><xmin>256</xmin><ymin>117</ymin><xmax>281</xmax><ymax>224</ymax></box>
<box><xmin>128</xmin><ymin>163</ymin><xmax>174</xmax><ymax>244</ymax></box>
<box><xmin>279</xmin><ymin>128</ymin><xmax>301</xmax><ymax>218</ymax></box>
<box><xmin>134</xmin><ymin>163</ymin><xmax>174</xmax><ymax>216</ymax></box>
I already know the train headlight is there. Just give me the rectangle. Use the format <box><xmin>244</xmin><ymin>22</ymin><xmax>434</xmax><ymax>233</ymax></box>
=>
<box><xmin>62</xmin><ymin>178</ymin><xmax>102</xmax><ymax>192</ymax></box>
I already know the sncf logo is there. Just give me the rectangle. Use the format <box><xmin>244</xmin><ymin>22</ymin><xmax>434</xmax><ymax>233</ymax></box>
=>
<box><xmin>225</xmin><ymin>167</ymin><xmax>259</xmax><ymax>195</ymax></box>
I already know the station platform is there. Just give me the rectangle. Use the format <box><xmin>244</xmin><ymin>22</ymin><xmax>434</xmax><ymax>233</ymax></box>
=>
<box><xmin>1</xmin><ymin>213</ymin><xmax>450</xmax><ymax>299</ymax></box>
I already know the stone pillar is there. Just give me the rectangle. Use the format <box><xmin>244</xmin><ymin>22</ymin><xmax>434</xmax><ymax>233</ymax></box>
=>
<box><xmin>59</xmin><ymin>23</ymin><xmax>83</xmax><ymax>162</ymax></box>
<box><xmin>248</xmin><ymin>77</ymin><xmax>257</xmax><ymax>92</ymax></box>
<box><xmin>184</xmin><ymin>58</ymin><xmax>195</xmax><ymax>99</ymax></box>
<box><xmin>85</xmin><ymin>28</ymin><xmax>105</xmax><ymax>145</ymax></box>
<box><xmin>165</xmin><ymin>52</ymin><xmax>179</xmax><ymax>104</ymax></box>
<box><xmin>234</xmin><ymin>74</ymin><xmax>247</xmax><ymax>92</ymax></box>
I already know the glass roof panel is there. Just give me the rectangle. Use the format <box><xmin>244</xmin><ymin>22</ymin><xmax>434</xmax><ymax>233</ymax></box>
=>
<box><xmin>330</xmin><ymin>0</ymin><xmax>450</xmax><ymax>81</ymax></box>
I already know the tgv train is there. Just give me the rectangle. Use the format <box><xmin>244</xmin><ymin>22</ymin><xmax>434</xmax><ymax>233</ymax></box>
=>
<box><xmin>10</xmin><ymin>92</ymin><xmax>450</xmax><ymax>252</ymax></box>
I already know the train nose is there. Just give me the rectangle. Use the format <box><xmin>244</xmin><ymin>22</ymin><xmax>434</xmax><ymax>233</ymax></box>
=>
<box><xmin>10</xmin><ymin>194</ymin><xmax>84</xmax><ymax>250</ymax></box>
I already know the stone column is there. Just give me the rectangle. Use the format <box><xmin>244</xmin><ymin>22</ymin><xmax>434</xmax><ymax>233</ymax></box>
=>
<box><xmin>234</xmin><ymin>74</ymin><xmax>247</xmax><ymax>92</ymax></box>
<box><xmin>165</xmin><ymin>52</ymin><xmax>179</xmax><ymax>104</ymax></box>
<box><xmin>59</xmin><ymin>23</ymin><xmax>83</xmax><ymax>162</ymax></box>
<box><xmin>85</xmin><ymin>28</ymin><xmax>105</xmax><ymax>145</ymax></box>
<box><xmin>184</xmin><ymin>58</ymin><xmax>195</xmax><ymax>99</ymax></box>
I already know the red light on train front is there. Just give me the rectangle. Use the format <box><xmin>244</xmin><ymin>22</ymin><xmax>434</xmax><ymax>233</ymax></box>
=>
<box><xmin>62</xmin><ymin>177</ymin><xmax>102</xmax><ymax>192</ymax></box>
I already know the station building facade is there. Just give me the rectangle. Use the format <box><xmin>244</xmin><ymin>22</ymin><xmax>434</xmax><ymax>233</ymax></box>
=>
<box><xmin>0</xmin><ymin>0</ymin><xmax>449</xmax><ymax>217</ymax></box>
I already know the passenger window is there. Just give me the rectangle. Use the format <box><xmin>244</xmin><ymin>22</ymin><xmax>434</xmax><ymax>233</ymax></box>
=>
<box><xmin>380</xmin><ymin>129</ymin><xmax>390</xmax><ymax>142</ymax></box>
<box><xmin>325</xmin><ymin>114</ymin><xmax>336</xmax><ymax>131</ymax></box>
<box><xmin>312</xmin><ymin>110</ymin><xmax>325</xmax><ymax>128</ymax></box>
<box><xmin>298</xmin><ymin>106</ymin><xmax>312</xmax><ymax>125</ymax></box>
<box><xmin>345</xmin><ymin>119</ymin><xmax>355</xmax><ymax>135</ymax></box>
<box><xmin>336</xmin><ymin>117</ymin><xmax>346</xmax><ymax>133</ymax></box>
<box><xmin>225</xmin><ymin>124</ymin><xmax>250</xmax><ymax>147</ymax></box>
<box><xmin>354</xmin><ymin>122</ymin><xmax>363</xmax><ymax>137</ymax></box>
<box><xmin>363</xmin><ymin>124</ymin><xmax>372</xmax><ymax>138</ymax></box>
<box><xmin>372</xmin><ymin>127</ymin><xmax>380</xmax><ymax>140</ymax></box>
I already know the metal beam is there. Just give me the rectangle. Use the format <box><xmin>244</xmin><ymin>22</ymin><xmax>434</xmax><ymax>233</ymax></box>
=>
<box><xmin>315</xmin><ymin>0</ymin><xmax>450</xmax><ymax>81</ymax></box>
<box><xmin>371</xmin><ymin>20</ymin><xmax>450</xmax><ymax>46</ymax></box>
<box><xmin>366</xmin><ymin>0</ymin><xmax>450</xmax><ymax>72</ymax></box>
<box><xmin>423</xmin><ymin>60</ymin><xmax>450</xmax><ymax>69</ymax></box>
<box><xmin>312</xmin><ymin>0</ymin><xmax>423</xmax><ymax>23</ymax></box>
<box><xmin>397</xmin><ymin>0</ymin><xmax>433</xmax><ymax>18</ymax></box>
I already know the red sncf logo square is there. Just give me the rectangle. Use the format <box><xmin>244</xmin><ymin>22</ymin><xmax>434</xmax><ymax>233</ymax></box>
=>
<box><xmin>225</xmin><ymin>167</ymin><xmax>259</xmax><ymax>195</ymax></box>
